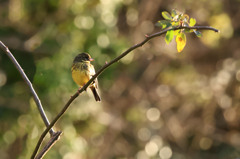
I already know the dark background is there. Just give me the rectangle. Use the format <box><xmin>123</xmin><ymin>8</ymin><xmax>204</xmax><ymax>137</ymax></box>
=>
<box><xmin>0</xmin><ymin>0</ymin><xmax>240</xmax><ymax>158</ymax></box>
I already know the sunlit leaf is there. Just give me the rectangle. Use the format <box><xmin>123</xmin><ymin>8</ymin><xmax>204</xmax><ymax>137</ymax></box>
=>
<box><xmin>171</xmin><ymin>21</ymin><xmax>180</xmax><ymax>27</ymax></box>
<box><xmin>193</xmin><ymin>30</ymin><xmax>202</xmax><ymax>37</ymax></box>
<box><xmin>155</xmin><ymin>20</ymin><xmax>172</xmax><ymax>29</ymax></box>
<box><xmin>174</xmin><ymin>30</ymin><xmax>180</xmax><ymax>35</ymax></box>
<box><xmin>165</xmin><ymin>30</ymin><xmax>174</xmax><ymax>44</ymax></box>
<box><xmin>184</xmin><ymin>28</ymin><xmax>193</xmax><ymax>33</ymax></box>
<box><xmin>189</xmin><ymin>18</ymin><xmax>196</xmax><ymax>27</ymax></box>
<box><xmin>162</xmin><ymin>11</ymin><xmax>172</xmax><ymax>20</ymax></box>
<box><xmin>176</xmin><ymin>32</ymin><xmax>186</xmax><ymax>52</ymax></box>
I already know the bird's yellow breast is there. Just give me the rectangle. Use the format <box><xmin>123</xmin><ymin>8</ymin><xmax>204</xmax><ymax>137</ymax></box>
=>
<box><xmin>72</xmin><ymin>63</ymin><xmax>90</xmax><ymax>87</ymax></box>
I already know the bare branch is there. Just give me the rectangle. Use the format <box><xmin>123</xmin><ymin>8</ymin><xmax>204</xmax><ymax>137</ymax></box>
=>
<box><xmin>31</xmin><ymin>92</ymin><xmax>80</xmax><ymax>159</ymax></box>
<box><xmin>31</xmin><ymin>25</ymin><xmax>218</xmax><ymax>159</ymax></box>
<box><xmin>35</xmin><ymin>131</ymin><xmax>62</xmax><ymax>159</ymax></box>
<box><xmin>0</xmin><ymin>41</ymin><xmax>55</xmax><ymax>136</ymax></box>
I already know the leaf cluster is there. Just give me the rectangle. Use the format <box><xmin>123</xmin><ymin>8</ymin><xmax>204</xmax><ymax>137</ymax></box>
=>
<box><xmin>156</xmin><ymin>9</ymin><xmax>202</xmax><ymax>52</ymax></box>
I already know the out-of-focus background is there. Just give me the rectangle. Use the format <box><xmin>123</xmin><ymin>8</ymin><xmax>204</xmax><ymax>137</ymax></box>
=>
<box><xmin>0</xmin><ymin>0</ymin><xmax>240</xmax><ymax>159</ymax></box>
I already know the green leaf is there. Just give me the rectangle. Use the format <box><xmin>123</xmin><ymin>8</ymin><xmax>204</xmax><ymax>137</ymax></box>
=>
<box><xmin>162</xmin><ymin>11</ymin><xmax>172</xmax><ymax>20</ymax></box>
<box><xmin>155</xmin><ymin>20</ymin><xmax>172</xmax><ymax>29</ymax></box>
<box><xmin>174</xmin><ymin>30</ymin><xmax>180</xmax><ymax>35</ymax></box>
<box><xmin>171</xmin><ymin>21</ymin><xmax>180</xmax><ymax>27</ymax></box>
<box><xmin>193</xmin><ymin>30</ymin><xmax>202</xmax><ymax>37</ymax></box>
<box><xmin>184</xmin><ymin>28</ymin><xmax>193</xmax><ymax>33</ymax></box>
<box><xmin>165</xmin><ymin>30</ymin><xmax>174</xmax><ymax>44</ymax></box>
<box><xmin>176</xmin><ymin>32</ymin><xmax>186</xmax><ymax>52</ymax></box>
<box><xmin>189</xmin><ymin>18</ymin><xmax>196</xmax><ymax>27</ymax></box>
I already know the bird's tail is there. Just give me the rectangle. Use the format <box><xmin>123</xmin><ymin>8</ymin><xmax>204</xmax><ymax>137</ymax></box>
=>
<box><xmin>90</xmin><ymin>87</ymin><xmax>101</xmax><ymax>101</ymax></box>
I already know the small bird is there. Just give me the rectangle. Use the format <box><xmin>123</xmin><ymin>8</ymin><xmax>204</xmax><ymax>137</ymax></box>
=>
<box><xmin>71</xmin><ymin>53</ymin><xmax>101</xmax><ymax>101</ymax></box>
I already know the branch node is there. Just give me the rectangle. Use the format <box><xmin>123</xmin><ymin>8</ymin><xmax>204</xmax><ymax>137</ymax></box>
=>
<box><xmin>35</xmin><ymin>131</ymin><xmax>62</xmax><ymax>159</ymax></box>
<box><xmin>77</xmin><ymin>87</ymin><xmax>82</xmax><ymax>93</ymax></box>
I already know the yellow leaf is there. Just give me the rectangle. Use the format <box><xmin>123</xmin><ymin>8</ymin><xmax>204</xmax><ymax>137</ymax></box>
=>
<box><xmin>176</xmin><ymin>32</ymin><xmax>186</xmax><ymax>52</ymax></box>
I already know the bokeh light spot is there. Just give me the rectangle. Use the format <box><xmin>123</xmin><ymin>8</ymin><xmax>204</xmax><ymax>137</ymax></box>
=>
<box><xmin>136</xmin><ymin>150</ymin><xmax>149</xmax><ymax>159</ymax></box>
<box><xmin>145</xmin><ymin>141</ymin><xmax>159</xmax><ymax>156</ymax></box>
<box><xmin>218</xmin><ymin>95</ymin><xmax>232</xmax><ymax>109</ymax></box>
<box><xmin>18</xmin><ymin>115</ymin><xmax>31</xmax><ymax>128</ymax></box>
<box><xmin>156</xmin><ymin>85</ymin><xmax>170</xmax><ymax>97</ymax></box>
<box><xmin>146</xmin><ymin>107</ymin><xmax>161</xmax><ymax>122</ymax></box>
<box><xmin>120</xmin><ymin>52</ymin><xmax>134</xmax><ymax>64</ymax></box>
<box><xmin>97</xmin><ymin>112</ymin><xmax>112</xmax><ymax>125</ymax></box>
<box><xmin>72</xmin><ymin>137</ymin><xmax>88</xmax><ymax>152</ymax></box>
<box><xmin>224</xmin><ymin>108</ymin><xmax>236</xmax><ymax>122</ymax></box>
<box><xmin>64</xmin><ymin>125</ymin><xmax>77</xmax><ymax>140</ymax></box>
<box><xmin>217</xmin><ymin>70</ymin><xmax>231</xmax><ymax>85</ymax></box>
<box><xmin>101</xmin><ymin>11</ymin><xmax>116</xmax><ymax>27</ymax></box>
<box><xmin>97</xmin><ymin>34</ymin><xmax>110</xmax><ymax>48</ymax></box>
<box><xmin>3</xmin><ymin>130</ymin><xmax>16</xmax><ymax>145</ymax></box>
<box><xmin>151</xmin><ymin>135</ymin><xmax>163</xmax><ymax>148</ymax></box>
<box><xmin>138</xmin><ymin>127</ymin><xmax>151</xmax><ymax>141</ymax></box>
<box><xmin>199</xmin><ymin>137</ymin><xmax>213</xmax><ymax>150</ymax></box>
<box><xmin>63</xmin><ymin>152</ymin><xmax>82</xmax><ymax>159</ymax></box>
<box><xmin>59</xmin><ymin>145</ymin><xmax>71</xmax><ymax>156</ymax></box>
<box><xmin>201</xmin><ymin>13</ymin><xmax>233</xmax><ymax>47</ymax></box>
<box><xmin>127</xmin><ymin>8</ymin><xmax>138</xmax><ymax>26</ymax></box>
<box><xmin>74</xmin><ymin>16</ymin><xmax>94</xmax><ymax>29</ymax></box>
<box><xmin>159</xmin><ymin>146</ymin><xmax>172</xmax><ymax>159</ymax></box>
<box><xmin>211</xmin><ymin>13</ymin><xmax>233</xmax><ymax>39</ymax></box>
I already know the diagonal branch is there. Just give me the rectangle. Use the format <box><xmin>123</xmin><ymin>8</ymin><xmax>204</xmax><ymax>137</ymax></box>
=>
<box><xmin>0</xmin><ymin>41</ymin><xmax>55</xmax><ymax>136</ymax></box>
<box><xmin>31</xmin><ymin>25</ymin><xmax>219</xmax><ymax>159</ymax></box>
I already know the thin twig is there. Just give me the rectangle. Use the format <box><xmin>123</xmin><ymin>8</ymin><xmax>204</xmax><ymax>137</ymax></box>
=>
<box><xmin>0</xmin><ymin>41</ymin><xmax>55</xmax><ymax>136</ymax></box>
<box><xmin>35</xmin><ymin>131</ymin><xmax>62</xmax><ymax>159</ymax></box>
<box><xmin>31</xmin><ymin>25</ymin><xmax>219</xmax><ymax>159</ymax></box>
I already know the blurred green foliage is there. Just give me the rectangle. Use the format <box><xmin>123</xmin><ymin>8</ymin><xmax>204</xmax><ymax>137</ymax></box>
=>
<box><xmin>0</xmin><ymin>0</ymin><xmax>240</xmax><ymax>159</ymax></box>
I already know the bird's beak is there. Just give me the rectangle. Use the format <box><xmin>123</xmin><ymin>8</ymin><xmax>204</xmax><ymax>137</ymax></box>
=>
<box><xmin>89</xmin><ymin>58</ymin><xmax>94</xmax><ymax>61</ymax></box>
